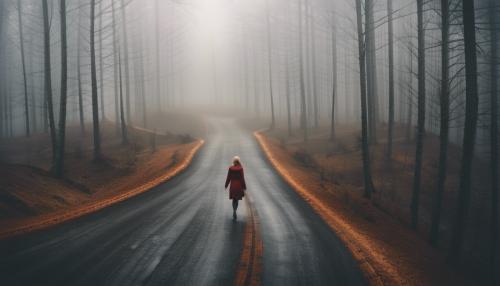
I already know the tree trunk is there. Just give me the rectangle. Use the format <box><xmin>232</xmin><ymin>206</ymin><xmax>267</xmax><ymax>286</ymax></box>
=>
<box><xmin>410</xmin><ymin>0</ymin><xmax>426</xmax><ymax>230</ymax></box>
<box><xmin>99</xmin><ymin>0</ymin><xmax>105</xmax><ymax>120</ymax></box>
<box><xmin>155</xmin><ymin>0</ymin><xmax>161</xmax><ymax>112</ymax></box>
<box><xmin>90</xmin><ymin>0</ymin><xmax>101</xmax><ymax>160</ymax></box>
<box><xmin>42</xmin><ymin>0</ymin><xmax>57</xmax><ymax>167</ymax></box>
<box><xmin>55</xmin><ymin>0</ymin><xmax>68</xmax><ymax>177</ymax></box>
<box><xmin>298</xmin><ymin>0</ymin><xmax>308</xmax><ymax>142</ymax></box>
<box><xmin>266</xmin><ymin>0</ymin><xmax>276</xmax><ymax>129</ymax></box>
<box><xmin>285</xmin><ymin>53</ymin><xmax>292</xmax><ymax>137</ymax></box>
<box><xmin>118</xmin><ymin>47</ymin><xmax>128</xmax><ymax>145</ymax></box>
<box><xmin>77</xmin><ymin>8</ymin><xmax>85</xmax><ymax>134</ymax></box>
<box><xmin>117</xmin><ymin>0</ymin><xmax>131</xmax><ymax>123</ymax></box>
<box><xmin>449</xmin><ymin>0</ymin><xmax>479</xmax><ymax>261</ymax></box>
<box><xmin>17</xmin><ymin>0</ymin><xmax>30</xmax><ymax>137</ymax></box>
<box><xmin>112</xmin><ymin>0</ymin><xmax>120</xmax><ymax>133</ymax></box>
<box><xmin>330</xmin><ymin>21</ymin><xmax>337</xmax><ymax>141</ymax></box>
<box><xmin>429</xmin><ymin>0</ymin><xmax>450</xmax><ymax>246</ymax></box>
<box><xmin>386</xmin><ymin>0</ymin><xmax>395</xmax><ymax>159</ymax></box>
<box><xmin>355</xmin><ymin>0</ymin><xmax>374</xmax><ymax>198</ymax></box>
<box><xmin>489</xmin><ymin>0</ymin><xmax>498</xmax><ymax>281</ymax></box>
<box><xmin>365</xmin><ymin>0</ymin><xmax>378</xmax><ymax>143</ymax></box>
<box><xmin>310</xmin><ymin>4</ymin><xmax>318</xmax><ymax>129</ymax></box>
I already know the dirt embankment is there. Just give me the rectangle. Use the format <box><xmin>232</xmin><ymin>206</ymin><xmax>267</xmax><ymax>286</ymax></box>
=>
<box><xmin>0</xmin><ymin>112</ymin><xmax>206</xmax><ymax>238</ymax></box>
<box><xmin>256</xmin><ymin>125</ymin><xmax>486</xmax><ymax>285</ymax></box>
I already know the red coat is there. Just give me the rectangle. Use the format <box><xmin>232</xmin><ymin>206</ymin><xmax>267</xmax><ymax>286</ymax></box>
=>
<box><xmin>225</xmin><ymin>165</ymin><xmax>246</xmax><ymax>200</ymax></box>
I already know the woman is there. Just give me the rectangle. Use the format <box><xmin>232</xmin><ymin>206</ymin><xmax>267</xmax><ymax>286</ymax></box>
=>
<box><xmin>225</xmin><ymin>156</ymin><xmax>246</xmax><ymax>220</ymax></box>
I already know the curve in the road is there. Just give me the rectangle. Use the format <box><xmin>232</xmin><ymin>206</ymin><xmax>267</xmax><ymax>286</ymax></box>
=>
<box><xmin>0</xmin><ymin>117</ymin><xmax>366</xmax><ymax>286</ymax></box>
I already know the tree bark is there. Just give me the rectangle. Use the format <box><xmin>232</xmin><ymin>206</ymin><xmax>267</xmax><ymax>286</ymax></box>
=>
<box><xmin>449</xmin><ymin>0</ymin><xmax>479</xmax><ymax>261</ymax></box>
<box><xmin>355</xmin><ymin>0</ymin><xmax>374</xmax><ymax>198</ymax></box>
<box><xmin>90</xmin><ymin>0</ymin><xmax>101</xmax><ymax>160</ymax></box>
<box><xmin>488</xmin><ymin>0</ymin><xmax>498</xmax><ymax>281</ymax></box>
<box><xmin>298</xmin><ymin>0</ymin><xmax>308</xmax><ymax>142</ymax></box>
<box><xmin>119</xmin><ymin>0</ymin><xmax>131</xmax><ymax>123</ymax></box>
<box><xmin>365</xmin><ymin>0</ymin><xmax>378</xmax><ymax>143</ymax></box>
<box><xmin>310</xmin><ymin>3</ymin><xmax>318</xmax><ymax>129</ymax></box>
<box><xmin>42</xmin><ymin>0</ymin><xmax>57</xmax><ymax>168</ymax></box>
<box><xmin>386</xmin><ymin>0</ymin><xmax>395</xmax><ymax>159</ymax></box>
<box><xmin>265</xmin><ymin>0</ymin><xmax>276</xmax><ymax>129</ymax></box>
<box><xmin>410</xmin><ymin>0</ymin><xmax>426</xmax><ymax>230</ymax></box>
<box><xmin>55</xmin><ymin>0</ymin><xmax>68</xmax><ymax>177</ymax></box>
<box><xmin>112</xmin><ymin>0</ymin><xmax>120</xmax><ymax>132</ymax></box>
<box><xmin>17</xmin><ymin>0</ymin><xmax>30</xmax><ymax>137</ymax></box>
<box><xmin>77</xmin><ymin>8</ymin><xmax>85</xmax><ymax>134</ymax></box>
<box><xmin>118</xmin><ymin>47</ymin><xmax>128</xmax><ymax>145</ymax></box>
<box><xmin>429</xmin><ymin>0</ymin><xmax>450</xmax><ymax>246</ymax></box>
<box><xmin>99</xmin><ymin>0</ymin><xmax>105</xmax><ymax>120</ymax></box>
<box><xmin>330</xmin><ymin>21</ymin><xmax>337</xmax><ymax>141</ymax></box>
<box><xmin>155</xmin><ymin>0</ymin><xmax>161</xmax><ymax>112</ymax></box>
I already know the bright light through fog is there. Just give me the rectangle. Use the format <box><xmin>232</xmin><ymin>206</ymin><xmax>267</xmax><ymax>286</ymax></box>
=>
<box><xmin>194</xmin><ymin>0</ymin><xmax>227</xmax><ymax>34</ymax></box>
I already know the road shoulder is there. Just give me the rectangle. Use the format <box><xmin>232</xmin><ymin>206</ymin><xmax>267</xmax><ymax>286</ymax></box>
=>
<box><xmin>0</xmin><ymin>138</ymin><xmax>204</xmax><ymax>240</ymax></box>
<box><xmin>254</xmin><ymin>130</ymin><xmax>470</xmax><ymax>286</ymax></box>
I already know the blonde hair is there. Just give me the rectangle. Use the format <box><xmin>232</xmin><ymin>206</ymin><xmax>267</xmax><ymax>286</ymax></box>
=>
<box><xmin>233</xmin><ymin>156</ymin><xmax>241</xmax><ymax>166</ymax></box>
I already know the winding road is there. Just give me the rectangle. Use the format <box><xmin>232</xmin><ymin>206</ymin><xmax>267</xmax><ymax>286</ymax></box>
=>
<box><xmin>0</xmin><ymin>117</ymin><xmax>365</xmax><ymax>286</ymax></box>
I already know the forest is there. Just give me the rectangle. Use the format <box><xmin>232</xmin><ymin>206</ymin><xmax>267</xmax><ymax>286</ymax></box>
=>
<box><xmin>0</xmin><ymin>0</ymin><xmax>499</xmax><ymax>285</ymax></box>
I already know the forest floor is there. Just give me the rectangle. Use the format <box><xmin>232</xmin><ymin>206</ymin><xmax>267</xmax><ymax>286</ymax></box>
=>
<box><xmin>255</xmin><ymin>122</ymin><xmax>491</xmax><ymax>285</ymax></box>
<box><xmin>0</xmin><ymin>112</ymin><xmax>206</xmax><ymax>237</ymax></box>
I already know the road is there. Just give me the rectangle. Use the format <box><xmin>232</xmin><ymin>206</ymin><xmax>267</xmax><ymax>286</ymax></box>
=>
<box><xmin>0</xmin><ymin>117</ymin><xmax>365</xmax><ymax>286</ymax></box>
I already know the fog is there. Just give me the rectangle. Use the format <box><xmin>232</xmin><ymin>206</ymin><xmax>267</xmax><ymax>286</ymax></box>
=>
<box><xmin>0</xmin><ymin>0</ymin><xmax>497</xmax><ymax>154</ymax></box>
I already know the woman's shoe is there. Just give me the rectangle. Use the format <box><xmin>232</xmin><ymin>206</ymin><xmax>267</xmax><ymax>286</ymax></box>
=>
<box><xmin>233</xmin><ymin>211</ymin><xmax>237</xmax><ymax>220</ymax></box>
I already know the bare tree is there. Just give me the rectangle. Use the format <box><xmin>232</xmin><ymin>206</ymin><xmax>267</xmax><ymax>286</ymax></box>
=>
<box><xmin>265</xmin><ymin>0</ymin><xmax>276</xmax><ymax>129</ymax></box>
<box><xmin>54</xmin><ymin>0</ymin><xmax>68</xmax><ymax>177</ymax></box>
<box><xmin>298</xmin><ymin>0</ymin><xmax>308</xmax><ymax>142</ymax></box>
<box><xmin>42</xmin><ymin>0</ymin><xmax>57</xmax><ymax>167</ymax></box>
<box><xmin>355</xmin><ymin>0</ymin><xmax>374</xmax><ymax>198</ymax></box>
<box><xmin>488</xmin><ymin>0</ymin><xmax>498</xmax><ymax>281</ymax></box>
<box><xmin>90</xmin><ymin>0</ymin><xmax>102</xmax><ymax>160</ymax></box>
<box><xmin>99</xmin><ymin>0</ymin><xmax>105</xmax><ymax>120</ymax></box>
<box><xmin>429</xmin><ymin>0</ymin><xmax>450</xmax><ymax>246</ymax></box>
<box><xmin>330</xmin><ymin>20</ymin><xmax>337</xmax><ymax>141</ymax></box>
<box><xmin>77</xmin><ymin>7</ymin><xmax>85</xmax><ymax>134</ymax></box>
<box><xmin>410</xmin><ymin>0</ymin><xmax>426</xmax><ymax>230</ymax></box>
<box><xmin>386</xmin><ymin>0</ymin><xmax>395</xmax><ymax>159</ymax></box>
<box><xmin>449</xmin><ymin>0</ymin><xmax>480</xmax><ymax>261</ymax></box>
<box><xmin>17</xmin><ymin>0</ymin><xmax>30</xmax><ymax>137</ymax></box>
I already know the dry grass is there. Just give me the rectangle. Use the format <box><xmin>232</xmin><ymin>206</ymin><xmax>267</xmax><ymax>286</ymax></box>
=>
<box><xmin>258</xmin><ymin>124</ymin><xmax>489</xmax><ymax>285</ymax></box>
<box><xmin>0</xmin><ymin>112</ymin><xmax>206</xmax><ymax>230</ymax></box>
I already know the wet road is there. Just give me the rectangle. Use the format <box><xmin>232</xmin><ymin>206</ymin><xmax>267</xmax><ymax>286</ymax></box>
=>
<box><xmin>0</xmin><ymin>117</ymin><xmax>365</xmax><ymax>286</ymax></box>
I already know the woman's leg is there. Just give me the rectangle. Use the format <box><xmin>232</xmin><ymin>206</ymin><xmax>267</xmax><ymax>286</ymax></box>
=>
<box><xmin>232</xmin><ymin>199</ymin><xmax>238</xmax><ymax>220</ymax></box>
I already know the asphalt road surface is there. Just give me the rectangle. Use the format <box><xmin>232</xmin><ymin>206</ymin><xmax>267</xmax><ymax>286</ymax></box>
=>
<box><xmin>0</xmin><ymin>117</ymin><xmax>365</xmax><ymax>286</ymax></box>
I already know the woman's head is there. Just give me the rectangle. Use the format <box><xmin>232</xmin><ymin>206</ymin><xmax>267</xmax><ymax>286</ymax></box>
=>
<box><xmin>233</xmin><ymin>156</ymin><xmax>241</xmax><ymax>166</ymax></box>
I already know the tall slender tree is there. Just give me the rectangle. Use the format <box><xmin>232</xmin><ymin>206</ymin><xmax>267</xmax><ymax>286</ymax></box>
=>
<box><xmin>265</xmin><ymin>0</ymin><xmax>276</xmax><ymax>129</ymax></box>
<box><xmin>55</xmin><ymin>0</ymin><xmax>68</xmax><ymax>177</ymax></box>
<box><xmin>298</xmin><ymin>0</ymin><xmax>308</xmax><ymax>142</ymax></box>
<box><xmin>17</xmin><ymin>0</ymin><xmax>30</xmax><ymax>137</ymax></box>
<box><xmin>118</xmin><ymin>47</ymin><xmax>128</xmax><ymax>144</ymax></box>
<box><xmin>99</xmin><ymin>0</ymin><xmax>105</xmax><ymax>120</ymax></box>
<box><xmin>488</xmin><ymin>0</ymin><xmax>498</xmax><ymax>281</ymax></box>
<box><xmin>155</xmin><ymin>0</ymin><xmax>161</xmax><ymax>112</ymax></box>
<box><xmin>355</xmin><ymin>0</ymin><xmax>374</xmax><ymax>198</ymax></box>
<box><xmin>365</xmin><ymin>0</ymin><xmax>378</xmax><ymax>143</ymax></box>
<box><xmin>429</xmin><ymin>0</ymin><xmax>450</xmax><ymax>246</ymax></box>
<box><xmin>449</xmin><ymin>0</ymin><xmax>480</xmax><ymax>261</ymax></box>
<box><xmin>386</xmin><ymin>0</ymin><xmax>395</xmax><ymax>159</ymax></box>
<box><xmin>410</xmin><ymin>0</ymin><xmax>426</xmax><ymax>230</ymax></box>
<box><xmin>42</xmin><ymin>0</ymin><xmax>57</xmax><ymax>168</ymax></box>
<box><xmin>77</xmin><ymin>8</ymin><xmax>85</xmax><ymax>134</ymax></box>
<box><xmin>90</xmin><ymin>0</ymin><xmax>101</xmax><ymax>160</ymax></box>
<box><xmin>120</xmin><ymin>0</ymin><xmax>131</xmax><ymax>122</ymax></box>
<box><xmin>330</xmin><ymin>19</ymin><xmax>337</xmax><ymax>141</ymax></box>
<box><xmin>112</xmin><ymin>0</ymin><xmax>120</xmax><ymax>131</ymax></box>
